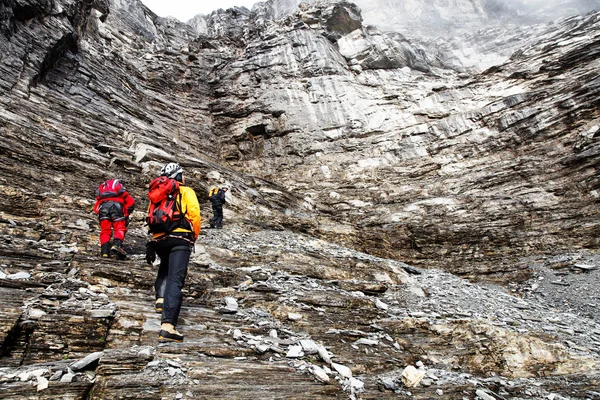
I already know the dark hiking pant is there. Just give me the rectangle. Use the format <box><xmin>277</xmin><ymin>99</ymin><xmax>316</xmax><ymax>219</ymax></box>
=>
<box><xmin>153</xmin><ymin>237</ymin><xmax>192</xmax><ymax>327</ymax></box>
<box><xmin>210</xmin><ymin>204</ymin><xmax>223</xmax><ymax>227</ymax></box>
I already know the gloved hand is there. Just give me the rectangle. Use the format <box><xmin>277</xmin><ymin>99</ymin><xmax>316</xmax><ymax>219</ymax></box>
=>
<box><xmin>145</xmin><ymin>242</ymin><xmax>156</xmax><ymax>265</ymax></box>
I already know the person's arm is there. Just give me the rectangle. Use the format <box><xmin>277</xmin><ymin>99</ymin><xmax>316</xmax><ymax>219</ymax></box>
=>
<box><xmin>182</xmin><ymin>187</ymin><xmax>201</xmax><ymax>238</ymax></box>
<box><xmin>123</xmin><ymin>192</ymin><xmax>136</xmax><ymax>216</ymax></box>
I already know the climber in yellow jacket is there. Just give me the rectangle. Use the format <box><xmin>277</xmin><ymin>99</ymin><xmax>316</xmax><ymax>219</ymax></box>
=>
<box><xmin>145</xmin><ymin>162</ymin><xmax>201</xmax><ymax>342</ymax></box>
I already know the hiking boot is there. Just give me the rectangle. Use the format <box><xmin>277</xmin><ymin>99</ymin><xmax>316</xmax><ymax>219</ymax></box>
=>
<box><xmin>110</xmin><ymin>245</ymin><xmax>127</xmax><ymax>259</ymax></box>
<box><xmin>100</xmin><ymin>242</ymin><xmax>111</xmax><ymax>258</ymax></box>
<box><xmin>155</xmin><ymin>298</ymin><xmax>164</xmax><ymax>313</ymax></box>
<box><xmin>158</xmin><ymin>323</ymin><xmax>183</xmax><ymax>342</ymax></box>
<box><xmin>110</xmin><ymin>240</ymin><xmax>127</xmax><ymax>260</ymax></box>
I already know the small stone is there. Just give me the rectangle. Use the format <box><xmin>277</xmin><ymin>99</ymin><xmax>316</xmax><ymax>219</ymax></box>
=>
<box><xmin>573</xmin><ymin>263</ymin><xmax>597</xmax><ymax>270</ymax></box>
<box><xmin>286</xmin><ymin>345</ymin><xmax>303</xmax><ymax>358</ymax></box>
<box><xmin>256</xmin><ymin>344</ymin><xmax>270</xmax><ymax>354</ymax></box>
<box><xmin>311</xmin><ymin>365</ymin><xmax>330</xmax><ymax>383</ymax></box>
<box><xmin>381</xmin><ymin>377</ymin><xmax>397</xmax><ymax>390</ymax></box>
<box><xmin>332</xmin><ymin>363</ymin><xmax>352</xmax><ymax>378</ymax></box>
<box><xmin>165</xmin><ymin>360</ymin><xmax>182</xmax><ymax>368</ymax></box>
<box><xmin>60</xmin><ymin>373</ymin><xmax>75</xmax><ymax>383</ymax></box>
<box><xmin>475</xmin><ymin>389</ymin><xmax>496</xmax><ymax>400</ymax></box>
<box><xmin>220</xmin><ymin>297</ymin><xmax>238</xmax><ymax>313</ymax></box>
<box><xmin>36</xmin><ymin>376</ymin><xmax>49</xmax><ymax>391</ymax></box>
<box><xmin>28</xmin><ymin>309</ymin><xmax>46</xmax><ymax>319</ymax></box>
<box><xmin>436</xmin><ymin>389</ymin><xmax>443</xmax><ymax>396</ymax></box>
<box><xmin>175</xmin><ymin>393</ymin><xmax>183</xmax><ymax>399</ymax></box>
<box><xmin>317</xmin><ymin>346</ymin><xmax>332</xmax><ymax>364</ymax></box>
<box><xmin>49</xmin><ymin>370</ymin><xmax>63</xmax><ymax>381</ymax></box>
<box><xmin>401</xmin><ymin>365</ymin><xmax>425</xmax><ymax>388</ymax></box>
<box><xmin>58</xmin><ymin>245</ymin><xmax>78</xmax><ymax>253</ymax></box>
<box><xmin>233</xmin><ymin>329</ymin><xmax>243</xmax><ymax>339</ymax></box>
<box><xmin>7</xmin><ymin>272</ymin><xmax>30</xmax><ymax>280</ymax></box>
<box><xmin>374</xmin><ymin>299</ymin><xmax>388</xmax><ymax>310</ymax></box>
<box><xmin>70</xmin><ymin>351</ymin><xmax>103</xmax><ymax>371</ymax></box>
<box><xmin>530</xmin><ymin>283</ymin><xmax>539</xmax><ymax>291</ymax></box>
<box><xmin>88</xmin><ymin>285</ymin><xmax>106</xmax><ymax>293</ymax></box>
<box><xmin>269</xmin><ymin>329</ymin><xmax>278</xmax><ymax>338</ymax></box>
<box><xmin>300</xmin><ymin>339</ymin><xmax>319</xmax><ymax>354</ymax></box>
<box><xmin>355</xmin><ymin>338</ymin><xmax>378</xmax><ymax>346</ymax></box>
<box><xmin>18</xmin><ymin>372</ymin><xmax>30</xmax><ymax>382</ymax></box>
<box><xmin>348</xmin><ymin>377</ymin><xmax>364</xmax><ymax>391</ymax></box>
<box><xmin>287</xmin><ymin>312</ymin><xmax>303</xmax><ymax>321</ymax></box>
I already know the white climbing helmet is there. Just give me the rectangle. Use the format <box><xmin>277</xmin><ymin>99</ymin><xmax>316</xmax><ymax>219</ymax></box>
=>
<box><xmin>161</xmin><ymin>162</ymin><xmax>183</xmax><ymax>179</ymax></box>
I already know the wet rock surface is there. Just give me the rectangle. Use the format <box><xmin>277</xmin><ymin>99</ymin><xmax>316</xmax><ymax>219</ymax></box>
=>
<box><xmin>1</xmin><ymin>0</ymin><xmax>600</xmax><ymax>398</ymax></box>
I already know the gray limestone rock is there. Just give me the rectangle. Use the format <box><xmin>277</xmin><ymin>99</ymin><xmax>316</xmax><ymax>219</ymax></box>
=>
<box><xmin>69</xmin><ymin>352</ymin><xmax>103</xmax><ymax>372</ymax></box>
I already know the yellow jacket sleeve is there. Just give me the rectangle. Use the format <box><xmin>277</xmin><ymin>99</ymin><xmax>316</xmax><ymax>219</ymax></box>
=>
<box><xmin>179</xmin><ymin>186</ymin><xmax>201</xmax><ymax>238</ymax></box>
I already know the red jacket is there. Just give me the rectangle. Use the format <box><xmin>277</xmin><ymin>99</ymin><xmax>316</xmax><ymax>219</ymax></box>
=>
<box><xmin>94</xmin><ymin>179</ymin><xmax>135</xmax><ymax>216</ymax></box>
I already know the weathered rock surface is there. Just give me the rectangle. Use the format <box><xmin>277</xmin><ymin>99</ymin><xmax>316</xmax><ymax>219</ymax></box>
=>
<box><xmin>1</xmin><ymin>0</ymin><xmax>600</xmax><ymax>398</ymax></box>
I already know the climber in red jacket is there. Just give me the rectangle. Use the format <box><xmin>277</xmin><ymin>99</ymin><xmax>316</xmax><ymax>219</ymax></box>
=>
<box><xmin>94</xmin><ymin>179</ymin><xmax>135</xmax><ymax>259</ymax></box>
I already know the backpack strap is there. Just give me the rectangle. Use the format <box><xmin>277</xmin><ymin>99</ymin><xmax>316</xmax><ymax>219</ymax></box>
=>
<box><xmin>174</xmin><ymin>191</ymin><xmax>192</xmax><ymax>231</ymax></box>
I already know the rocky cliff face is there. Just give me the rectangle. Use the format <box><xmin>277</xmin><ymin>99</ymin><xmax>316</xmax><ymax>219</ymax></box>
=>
<box><xmin>197</xmin><ymin>1</ymin><xmax>600</xmax><ymax>282</ymax></box>
<box><xmin>191</xmin><ymin>0</ymin><xmax>600</xmax><ymax>37</ymax></box>
<box><xmin>1</xmin><ymin>0</ymin><xmax>599</xmax><ymax>398</ymax></box>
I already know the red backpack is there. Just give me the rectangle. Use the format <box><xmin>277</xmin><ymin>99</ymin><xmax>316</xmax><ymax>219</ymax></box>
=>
<box><xmin>96</xmin><ymin>179</ymin><xmax>125</xmax><ymax>202</ymax></box>
<box><xmin>147</xmin><ymin>176</ymin><xmax>188</xmax><ymax>234</ymax></box>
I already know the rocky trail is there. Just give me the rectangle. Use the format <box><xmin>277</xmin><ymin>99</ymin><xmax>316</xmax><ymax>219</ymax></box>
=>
<box><xmin>1</xmin><ymin>218</ymin><xmax>599</xmax><ymax>399</ymax></box>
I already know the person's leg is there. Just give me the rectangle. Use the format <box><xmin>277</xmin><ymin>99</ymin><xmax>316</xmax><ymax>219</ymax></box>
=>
<box><xmin>111</xmin><ymin>219</ymin><xmax>128</xmax><ymax>259</ymax></box>
<box><xmin>99</xmin><ymin>220</ymin><xmax>113</xmax><ymax>257</ymax></box>
<box><xmin>210</xmin><ymin>204</ymin><xmax>218</xmax><ymax>227</ymax></box>
<box><xmin>162</xmin><ymin>244</ymin><xmax>191</xmax><ymax>327</ymax></box>
<box><xmin>154</xmin><ymin>246</ymin><xmax>169</xmax><ymax>312</ymax></box>
<box><xmin>113</xmin><ymin>219</ymin><xmax>127</xmax><ymax>243</ymax></box>
<box><xmin>214</xmin><ymin>205</ymin><xmax>223</xmax><ymax>228</ymax></box>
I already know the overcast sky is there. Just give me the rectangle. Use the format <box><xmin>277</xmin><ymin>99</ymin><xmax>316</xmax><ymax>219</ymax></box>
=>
<box><xmin>141</xmin><ymin>0</ymin><xmax>259</xmax><ymax>21</ymax></box>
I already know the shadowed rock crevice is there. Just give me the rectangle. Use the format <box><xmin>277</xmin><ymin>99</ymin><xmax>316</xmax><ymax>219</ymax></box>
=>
<box><xmin>29</xmin><ymin>33</ymin><xmax>79</xmax><ymax>88</ymax></box>
<box><xmin>0</xmin><ymin>317</ymin><xmax>34</xmax><ymax>366</ymax></box>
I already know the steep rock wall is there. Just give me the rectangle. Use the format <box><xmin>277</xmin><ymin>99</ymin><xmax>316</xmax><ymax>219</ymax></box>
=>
<box><xmin>202</xmin><ymin>3</ymin><xmax>600</xmax><ymax>281</ymax></box>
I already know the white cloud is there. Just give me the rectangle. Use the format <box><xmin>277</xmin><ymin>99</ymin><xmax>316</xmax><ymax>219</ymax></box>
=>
<box><xmin>140</xmin><ymin>0</ymin><xmax>260</xmax><ymax>21</ymax></box>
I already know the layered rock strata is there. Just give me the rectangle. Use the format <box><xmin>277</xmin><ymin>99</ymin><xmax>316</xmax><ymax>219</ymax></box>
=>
<box><xmin>1</xmin><ymin>0</ymin><xmax>600</xmax><ymax>398</ymax></box>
